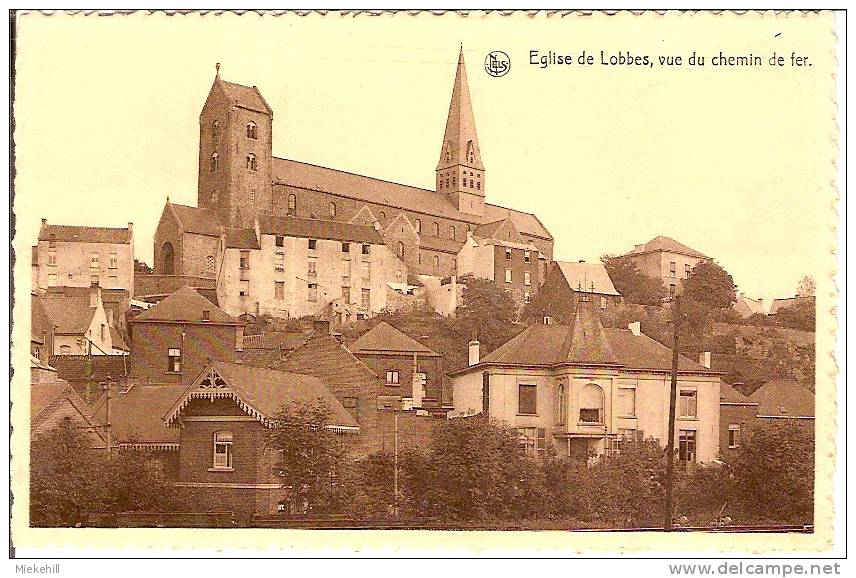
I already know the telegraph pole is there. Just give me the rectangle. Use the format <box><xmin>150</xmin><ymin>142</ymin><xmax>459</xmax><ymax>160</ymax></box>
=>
<box><xmin>104</xmin><ymin>375</ymin><xmax>113</xmax><ymax>459</ymax></box>
<box><xmin>664</xmin><ymin>299</ymin><xmax>681</xmax><ymax>531</ymax></box>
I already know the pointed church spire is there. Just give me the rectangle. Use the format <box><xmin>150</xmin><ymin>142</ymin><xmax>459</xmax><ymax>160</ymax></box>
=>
<box><xmin>436</xmin><ymin>47</ymin><xmax>486</xmax><ymax>216</ymax></box>
<box><xmin>437</xmin><ymin>47</ymin><xmax>483</xmax><ymax>171</ymax></box>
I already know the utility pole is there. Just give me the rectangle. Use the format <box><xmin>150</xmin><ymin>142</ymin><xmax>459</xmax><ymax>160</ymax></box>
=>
<box><xmin>393</xmin><ymin>408</ymin><xmax>399</xmax><ymax>518</ymax></box>
<box><xmin>104</xmin><ymin>375</ymin><xmax>113</xmax><ymax>459</ymax></box>
<box><xmin>664</xmin><ymin>299</ymin><xmax>681</xmax><ymax>531</ymax></box>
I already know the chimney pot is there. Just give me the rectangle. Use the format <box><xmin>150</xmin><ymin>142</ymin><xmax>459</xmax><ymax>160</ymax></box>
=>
<box><xmin>628</xmin><ymin>321</ymin><xmax>641</xmax><ymax>336</ymax></box>
<box><xmin>468</xmin><ymin>340</ymin><xmax>480</xmax><ymax>366</ymax></box>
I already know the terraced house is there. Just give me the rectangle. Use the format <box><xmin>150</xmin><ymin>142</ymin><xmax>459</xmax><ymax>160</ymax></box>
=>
<box><xmin>152</xmin><ymin>48</ymin><xmax>552</xmax><ymax>317</ymax></box>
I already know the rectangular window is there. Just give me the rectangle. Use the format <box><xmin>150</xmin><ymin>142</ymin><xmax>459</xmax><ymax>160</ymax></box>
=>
<box><xmin>167</xmin><ymin>348</ymin><xmax>181</xmax><ymax>373</ymax></box>
<box><xmin>100</xmin><ymin>324</ymin><xmax>106</xmax><ymax>341</ymax></box>
<box><xmin>343</xmin><ymin>397</ymin><xmax>358</xmax><ymax>409</ymax></box>
<box><xmin>600</xmin><ymin>295</ymin><xmax>608</xmax><ymax>309</ymax></box>
<box><xmin>202</xmin><ymin>309</ymin><xmax>211</xmax><ymax>321</ymax></box>
<box><xmin>670</xmin><ymin>261</ymin><xmax>677</xmax><ymax>277</ymax></box>
<box><xmin>239</xmin><ymin>280</ymin><xmax>249</xmax><ymax>297</ymax></box>
<box><xmin>361</xmin><ymin>261</ymin><xmax>371</xmax><ymax>282</ymax></box>
<box><xmin>239</xmin><ymin>251</ymin><xmax>250</xmax><ymax>270</ymax></box>
<box><xmin>275</xmin><ymin>235</ymin><xmax>284</xmax><ymax>247</ymax></box>
<box><xmin>274</xmin><ymin>252</ymin><xmax>284</xmax><ymax>271</ymax></box>
<box><xmin>679</xmin><ymin>389</ymin><xmax>698</xmax><ymax>418</ymax></box>
<box><xmin>505</xmin><ymin>248</ymin><xmax>512</xmax><ymax>261</ymax></box>
<box><xmin>109</xmin><ymin>275</ymin><xmax>118</xmax><ymax>287</ymax></box>
<box><xmin>679</xmin><ymin>430</ymin><xmax>697</xmax><ymax>463</ymax></box>
<box><xmin>47</xmin><ymin>273</ymin><xmax>57</xmax><ymax>286</ymax></box>
<box><xmin>213</xmin><ymin>431</ymin><xmax>233</xmax><ymax>470</ymax></box>
<box><xmin>308</xmin><ymin>283</ymin><xmax>318</xmax><ymax>302</ymax></box>
<box><xmin>516</xmin><ymin>427</ymin><xmax>547</xmax><ymax>459</ymax></box>
<box><xmin>274</xmin><ymin>281</ymin><xmax>285</xmax><ymax>300</ymax></box>
<box><xmin>518</xmin><ymin>383</ymin><xmax>537</xmax><ymax>415</ymax></box>
<box><xmin>109</xmin><ymin>252</ymin><xmax>118</xmax><ymax>269</ymax></box>
<box><xmin>728</xmin><ymin>424</ymin><xmax>741</xmax><ymax>449</ymax></box>
<box><xmin>341</xmin><ymin>242</ymin><xmax>350</xmax><ymax>253</ymax></box>
<box><xmin>524</xmin><ymin>271</ymin><xmax>531</xmax><ymax>286</ymax></box>
<box><xmin>618</xmin><ymin>388</ymin><xmax>636</xmax><ymax>417</ymax></box>
<box><xmin>341</xmin><ymin>286</ymin><xmax>350</xmax><ymax>303</ymax></box>
<box><xmin>619</xmin><ymin>428</ymin><xmax>637</xmax><ymax>441</ymax></box>
<box><xmin>685</xmin><ymin>263</ymin><xmax>691</xmax><ymax>279</ymax></box>
<box><xmin>47</xmin><ymin>250</ymin><xmax>57</xmax><ymax>266</ymax></box>
<box><xmin>669</xmin><ymin>284</ymin><xmax>676</xmax><ymax>300</ymax></box>
<box><xmin>524</xmin><ymin>291</ymin><xmax>531</xmax><ymax>304</ymax></box>
<box><xmin>308</xmin><ymin>239</ymin><xmax>317</xmax><ymax>250</ymax></box>
<box><xmin>361</xmin><ymin>288</ymin><xmax>371</xmax><ymax>309</ymax></box>
<box><xmin>362</xmin><ymin>244</ymin><xmax>370</xmax><ymax>255</ymax></box>
<box><xmin>90</xmin><ymin>275</ymin><xmax>100</xmax><ymax>287</ymax></box>
<box><xmin>307</xmin><ymin>257</ymin><xmax>317</xmax><ymax>275</ymax></box>
<box><xmin>90</xmin><ymin>252</ymin><xmax>99</xmax><ymax>269</ymax></box>
<box><xmin>385</xmin><ymin>370</ymin><xmax>400</xmax><ymax>385</ymax></box>
<box><xmin>505</xmin><ymin>269</ymin><xmax>512</xmax><ymax>283</ymax></box>
<box><xmin>524</xmin><ymin>250</ymin><xmax>531</xmax><ymax>263</ymax></box>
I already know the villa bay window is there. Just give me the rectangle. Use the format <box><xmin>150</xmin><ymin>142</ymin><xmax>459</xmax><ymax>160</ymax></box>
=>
<box><xmin>579</xmin><ymin>384</ymin><xmax>604</xmax><ymax>424</ymax></box>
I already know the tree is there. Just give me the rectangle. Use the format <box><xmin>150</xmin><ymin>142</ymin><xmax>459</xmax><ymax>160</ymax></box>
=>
<box><xmin>682</xmin><ymin>261</ymin><xmax>737</xmax><ymax>311</ymax></box>
<box><xmin>796</xmin><ymin>275</ymin><xmax>816</xmax><ymax>297</ymax></box>
<box><xmin>452</xmin><ymin>275</ymin><xmax>521</xmax><ymax>354</ymax></box>
<box><xmin>266</xmin><ymin>398</ymin><xmax>349</xmax><ymax>515</ymax></box>
<box><xmin>727</xmin><ymin>420</ymin><xmax>814</xmax><ymax>524</ymax></box>
<box><xmin>775</xmin><ymin>298</ymin><xmax>816</xmax><ymax>331</ymax></box>
<box><xmin>30</xmin><ymin>421</ymin><xmax>180</xmax><ymax>527</ymax></box>
<box><xmin>601</xmin><ymin>255</ymin><xmax>665</xmax><ymax>306</ymax></box>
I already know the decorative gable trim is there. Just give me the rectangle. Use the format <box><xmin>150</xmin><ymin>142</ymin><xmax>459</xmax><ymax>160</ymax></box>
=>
<box><xmin>163</xmin><ymin>366</ymin><xmax>271</xmax><ymax>428</ymax></box>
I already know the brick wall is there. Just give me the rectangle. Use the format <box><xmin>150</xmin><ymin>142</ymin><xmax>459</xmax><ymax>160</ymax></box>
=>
<box><xmin>353</xmin><ymin>353</ymin><xmax>443</xmax><ymax>404</ymax></box>
<box><xmin>129</xmin><ymin>322</ymin><xmax>237</xmax><ymax>384</ymax></box>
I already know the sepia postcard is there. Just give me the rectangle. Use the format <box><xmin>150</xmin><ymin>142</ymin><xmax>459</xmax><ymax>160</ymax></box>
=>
<box><xmin>7</xmin><ymin>9</ymin><xmax>845</xmax><ymax>560</ymax></box>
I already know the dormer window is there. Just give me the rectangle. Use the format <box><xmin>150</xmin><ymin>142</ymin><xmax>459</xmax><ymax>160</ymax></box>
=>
<box><xmin>246</xmin><ymin>122</ymin><xmax>257</xmax><ymax>140</ymax></box>
<box><xmin>246</xmin><ymin>154</ymin><xmax>257</xmax><ymax>171</ymax></box>
<box><xmin>210</xmin><ymin>152</ymin><xmax>219</xmax><ymax>172</ymax></box>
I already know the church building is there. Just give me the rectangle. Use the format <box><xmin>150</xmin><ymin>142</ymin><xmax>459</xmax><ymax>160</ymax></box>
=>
<box><xmin>153</xmin><ymin>49</ymin><xmax>553</xmax><ymax>317</ymax></box>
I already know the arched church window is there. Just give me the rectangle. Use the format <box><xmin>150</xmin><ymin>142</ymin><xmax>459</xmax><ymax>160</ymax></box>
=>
<box><xmin>450</xmin><ymin>225</ymin><xmax>456</xmax><ymax>240</ymax></box>
<box><xmin>432</xmin><ymin>222</ymin><xmax>440</xmax><ymax>236</ymax></box>
<box><xmin>287</xmin><ymin>194</ymin><xmax>297</xmax><ymax>216</ymax></box>
<box><xmin>329</xmin><ymin>202</ymin><xmax>337</xmax><ymax>219</ymax></box>
<box><xmin>246</xmin><ymin>122</ymin><xmax>257</xmax><ymax>140</ymax></box>
<box><xmin>379</xmin><ymin>211</ymin><xmax>386</xmax><ymax>220</ymax></box>
<box><xmin>415</xmin><ymin>219</ymin><xmax>421</xmax><ymax>233</ymax></box>
<box><xmin>211</xmin><ymin>190</ymin><xmax>218</xmax><ymax>204</ymax></box>
<box><xmin>210</xmin><ymin>153</ymin><xmax>219</xmax><ymax>173</ymax></box>
<box><xmin>432</xmin><ymin>255</ymin><xmax>439</xmax><ymax>268</ymax></box>
<box><xmin>396</xmin><ymin>241</ymin><xmax>404</xmax><ymax>259</ymax></box>
<box><xmin>206</xmin><ymin>255</ymin><xmax>215</xmax><ymax>273</ymax></box>
<box><xmin>477</xmin><ymin>182</ymin><xmax>481</xmax><ymax>191</ymax></box>
<box><xmin>160</xmin><ymin>242</ymin><xmax>175</xmax><ymax>275</ymax></box>
<box><xmin>246</xmin><ymin>154</ymin><xmax>257</xmax><ymax>171</ymax></box>
<box><xmin>212</xmin><ymin>120</ymin><xmax>219</xmax><ymax>139</ymax></box>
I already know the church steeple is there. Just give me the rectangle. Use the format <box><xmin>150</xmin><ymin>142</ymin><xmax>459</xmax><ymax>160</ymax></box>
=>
<box><xmin>436</xmin><ymin>47</ymin><xmax>485</xmax><ymax>217</ymax></box>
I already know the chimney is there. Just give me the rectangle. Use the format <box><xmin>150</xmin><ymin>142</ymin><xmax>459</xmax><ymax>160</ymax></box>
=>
<box><xmin>127</xmin><ymin>222</ymin><xmax>133</xmax><ymax>233</ymax></box>
<box><xmin>314</xmin><ymin>318</ymin><xmax>331</xmax><ymax>335</ymax></box>
<box><xmin>578</xmin><ymin>259</ymin><xmax>585</xmax><ymax>263</ymax></box>
<box><xmin>699</xmin><ymin>351</ymin><xmax>711</xmax><ymax>369</ymax></box>
<box><xmin>468</xmin><ymin>340</ymin><xmax>480</xmax><ymax>366</ymax></box>
<box><xmin>628</xmin><ymin>321</ymin><xmax>641</xmax><ymax>336</ymax></box>
<box><xmin>41</xmin><ymin>218</ymin><xmax>47</xmax><ymax>226</ymax></box>
<box><xmin>90</xmin><ymin>286</ymin><xmax>101</xmax><ymax>308</ymax></box>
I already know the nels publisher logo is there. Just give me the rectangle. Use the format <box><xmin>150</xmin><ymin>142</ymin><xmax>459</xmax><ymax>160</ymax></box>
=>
<box><xmin>484</xmin><ymin>51</ymin><xmax>510</xmax><ymax>77</ymax></box>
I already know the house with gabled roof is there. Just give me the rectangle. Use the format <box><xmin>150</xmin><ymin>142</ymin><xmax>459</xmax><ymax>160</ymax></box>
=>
<box><xmin>129</xmin><ymin>285</ymin><xmax>244</xmax><ymax>385</ymax></box>
<box><xmin>349</xmin><ymin>321</ymin><xmax>443</xmax><ymax>408</ymax></box>
<box><xmin>163</xmin><ymin>360</ymin><xmax>357</xmax><ymax>519</ymax></box>
<box><xmin>616</xmin><ymin>235</ymin><xmax>710</xmax><ymax>300</ymax></box>
<box><xmin>749</xmin><ymin>379</ymin><xmax>815</xmax><ymax>423</ymax></box>
<box><xmin>38</xmin><ymin>286</ymin><xmax>117</xmax><ymax>356</ymax></box>
<box><xmin>525</xmin><ymin>260</ymin><xmax>623</xmax><ymax>323</ymax></box>
<box><xmin>31</xmin><ymin>376</ymin><xmax>105</xmax><ymax>448</ymax></box>
<box><xmin>719</xmin><ymin>382</ymin><xmax>759</xmax><ymax>455</ymax></box>
<box><xmin>449</xmin><ymin>303</ymin><xmax>723</xmax><ymax>463</ymax></box>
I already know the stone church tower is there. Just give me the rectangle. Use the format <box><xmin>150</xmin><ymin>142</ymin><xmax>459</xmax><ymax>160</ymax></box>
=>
<box><xmin>197</xmin><ymin>64</ymin><xmax>274</xmax><ymax>229</ymax></box>
<box><xmin>436</xmin><ymin>48</ymin><xmax>485</xmax><ymax>217</ymax></box>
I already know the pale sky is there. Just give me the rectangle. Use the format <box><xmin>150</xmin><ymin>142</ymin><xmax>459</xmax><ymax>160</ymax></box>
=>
<box><xmin>13</xmin><ymin>12</ymin><xmax>837</xmax><ymax>301</ymax></box>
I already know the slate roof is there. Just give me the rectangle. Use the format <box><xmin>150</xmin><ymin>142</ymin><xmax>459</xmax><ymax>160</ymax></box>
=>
<box><xmin>133</xmin><ymin>286</ymin><xmax>238</xmax><ymax>325</ymax></box>
<box><xmin>243</xmin><ymin>331</ymin><xmax>309</xmax><ymax>351</ymax></box>
<box><xmin>473</xmin><ymin>218</ymin><xmax>513</xmax><ymax>239</ymax></box>
<box><xmin>258</xmin><ymin>213</ymin><xmax>384</xmax><ymax>245</ymax></box>
<box><xmin>555</xmin><ymin>261</ymin><xmax>621</xmax><ymax>297</ymax></box>
<box><xmin>31</xmin><ymin>294</ymin><xmax>54</xmax><ymax>344</ymax></box>
<box><xmin>49</xmin><ymin>354</ymin><xmax>129</xmax><ymax>382</ymax></box>
<box><xmin>39</xmin><ymin>292</ymin><xmax>96</xmax><ymax>335</ymax></box>
<box><xmin>109</xmin><ymin>327</ymin><xmax>128</xmax><ymax>351</ymax></box>
<box><xmin>419</xmin><ymin>235</ymin><xmax>466</xmax><ymax>254</ymax></box>
<box><xmin>720</xmin><ymin>382</ymin><xmax>757</xmax><ymax>405</ymax></box>
<box><xmin>168</xmin><ymin>202</ymin><xmax>222</xmax><ymax>236</ymax></box>
<box><xmin>38</xmin><ymin>223</ymin><xmax>131</xmax><ymax>244</ymax></box>
<box><xmin>749</xmin><ymin>379</ymin><xmax>814</xmax><ymax>418</ymax></box>
<box><xmin>625</xmin><ymin>235</ymin><xmax>708</xmax><ymax>259</ymax></box>
<box><xmin>350</xmin><ymin>322</ymin><xmax>440</xmax><ymax>357</ymax></box>
<box><xmin>225</xmin><ymin>228</ymin><xmax>260</xmax><ymax>250</ymax></box>
<box><xmin>165</xmin><ymin>361</ymin><xmax>358</xmax><ymax>430</ymax></box>
<box><xmin>92</xmin><ymin>383</ymin><xmax>185</xmax><ymax>446</ymax></box>
<box><xmin>31</xmin><ymin>381</ymin><xmax>94</xmax><ymax>423</ymax></box>
<box><xmin>733</xmin><ymin>295</ymin><xmax>765</xmax><ymax>318</ymax></box>
<box><xmin>458</xmin><ymin>305</ymin><xmax>714</xmax><ymax>374</ymax></box>
<box><xmin>271</xmin><ymin>158</ymin><xmax>552</xmax><ymax>241</ymax></box>
<box><xmin>218</xmin><ymin>79</ymin><xmax>271</xmax><ymax>113</ymax></box>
